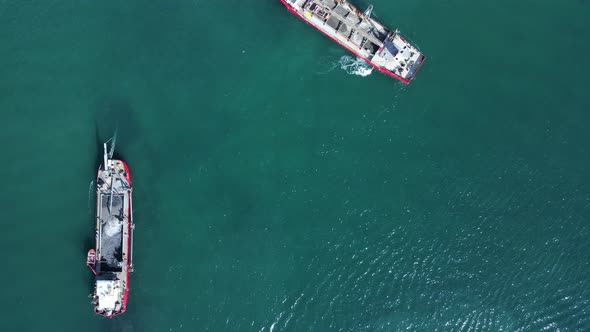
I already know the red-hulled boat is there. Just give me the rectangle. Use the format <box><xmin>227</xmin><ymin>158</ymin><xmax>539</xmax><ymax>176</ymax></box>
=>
<box><xmin>280</xmin><ymin>0</ymin><xmax>425</xmax><ymax>84</ymax></box>
<box><xmin>86</xmin><ymin>141</ymin><xmax>134</xmax><ymax>318</ymax></box>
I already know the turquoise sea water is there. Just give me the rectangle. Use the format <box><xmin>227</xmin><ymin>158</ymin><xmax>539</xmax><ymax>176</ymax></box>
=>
<box><xmin>1</xmin><ymin>0</ymin><xmax>590</xmax><ymax>331</ymax></box>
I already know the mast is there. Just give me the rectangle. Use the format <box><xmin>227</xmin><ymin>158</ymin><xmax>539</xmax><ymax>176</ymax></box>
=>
<box><xmin>103</xmin><ymin>140</ymin><xmax>115</xmax><ymax>214</ymax></box>
<box><xmin>361</xmin><ymin>4</ymin><xmax>379</xmax><ymax>38</ymax></box>
<box><xmin>103</xmin><ymin>143</ymin><xmax>108</xmax><ymax>172</ymax></box>
<box><xmin>108</xmin><ymin>178</ymin><xmax>115</xmax><ymax>214</ymax></box>
<box><xmin>363</xmin><ymin>5</ymin><xmax>373</xmax><ymax>18</ymax></box>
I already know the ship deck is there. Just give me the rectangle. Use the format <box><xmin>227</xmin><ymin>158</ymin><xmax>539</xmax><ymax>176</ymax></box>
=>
<box><xmin>318</xmin><ymin>0</ymin><xmax>387</xmax><ymax>47</ymax></box>
<box><xmin>282</xmin><ymin>0</ymin><xmax>425</xmax><ymax>82</ymax></box>
<box><xmin>98</xmin><ymin>192</ymin><xmax>124</xmax><ymax>271</ymax></box>
<box><xmin>290</xmin><ymin>0</ymin><xmax>389</xmax><ymax>58</ymax></box>
<box><xmin>96</xmin><ymin>160</ymin><xmax>132</xmax><ymax>273</ymax></box>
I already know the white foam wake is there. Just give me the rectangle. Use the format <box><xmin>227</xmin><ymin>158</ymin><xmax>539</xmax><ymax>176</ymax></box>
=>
<box><xmin>338</xmin><ymin>55</ymin><xmax>373</xmax><ymax>77</ymax></box>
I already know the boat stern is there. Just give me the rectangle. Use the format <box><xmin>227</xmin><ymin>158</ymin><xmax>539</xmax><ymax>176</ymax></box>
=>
<box><xmin>93</xmin><ymin>278</ymin><xmax>126</xmax><ymax>318</ymax></box>
<box><xmin>369</xmin><ymin>34</ymin><xmax>425</xmax><ymax>83</ymax></box>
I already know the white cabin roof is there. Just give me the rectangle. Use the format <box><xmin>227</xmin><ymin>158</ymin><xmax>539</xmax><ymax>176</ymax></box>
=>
<box><xmin>96</xmin><ymin>280</ymin><xmax>122</xmax><ymax>311</ymax></box>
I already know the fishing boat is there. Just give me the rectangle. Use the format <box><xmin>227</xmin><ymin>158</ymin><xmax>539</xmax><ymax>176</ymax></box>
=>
<box><xmin>86</xmin><ymin>140</ymin><xmax>134</xmax><ymax>318</ymax></box>
<box><xmin>279</xmin><ymin>0</ymin><xmax>425</xmax><ymax>83</ymax></box>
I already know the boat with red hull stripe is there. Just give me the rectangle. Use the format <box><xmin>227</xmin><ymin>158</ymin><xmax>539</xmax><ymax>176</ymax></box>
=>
<box><xmin>279</xmin><ymin>0</ymin><xmax>425</xmax><ymax>84</ymax></box>
<box><xmin>87</xmin><ymin>140</ymin><xmax>134</xmax><ymax>318</ymax></box>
